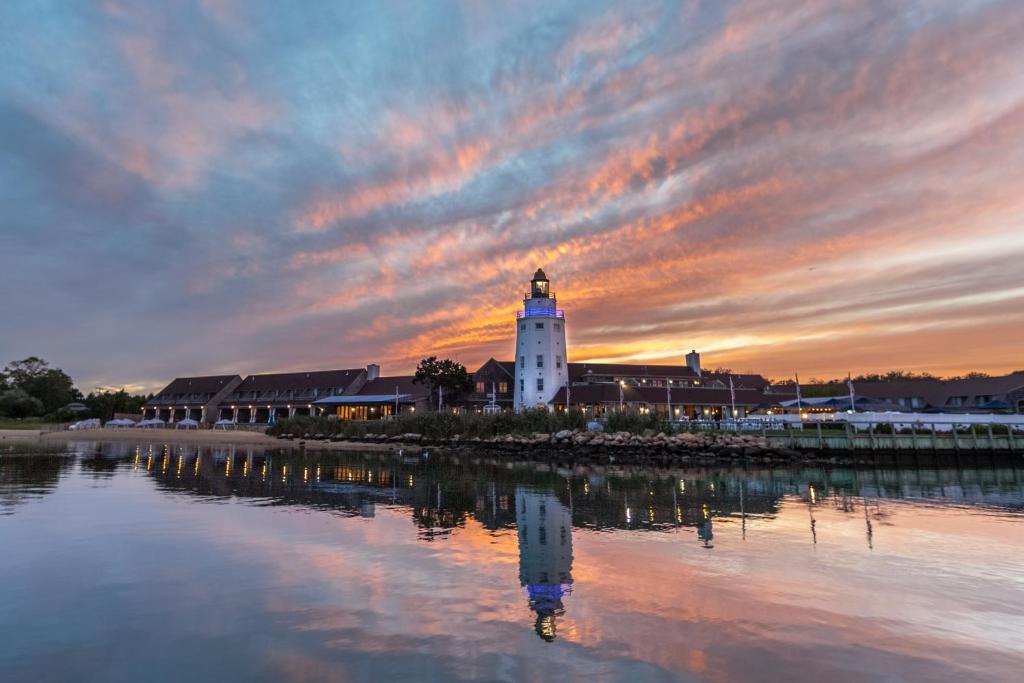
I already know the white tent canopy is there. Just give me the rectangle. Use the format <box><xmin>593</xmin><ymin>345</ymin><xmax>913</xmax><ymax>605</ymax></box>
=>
<box><xmin>106</xmin><ymin>418</ymin><xmax>136</xmax><ymax>428</ymax></box>
<box><xmin>213</xmin><ymin>419</ymin><xmax>237</xmax><ymax>430</ymax></box>
<box><xmin>175</xmin><ymin>418</ymin><xmax>200</xmax><ymax>429</ymax></box>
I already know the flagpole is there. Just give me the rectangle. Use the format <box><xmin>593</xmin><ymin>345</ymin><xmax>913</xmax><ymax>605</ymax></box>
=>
<box><xmin>795</xmin><ymin>372</ymin><xmax>803</xmax><ymax>416</ymax></box>
<box><xmin>847</xmin><ymin>373</ymin><xmax>856</xmax><ymax>412</ymax></box>
<box><xmin>729</xmin><ymin>376</ymin><xmax>737</xmax><ymax>418</ymax></box>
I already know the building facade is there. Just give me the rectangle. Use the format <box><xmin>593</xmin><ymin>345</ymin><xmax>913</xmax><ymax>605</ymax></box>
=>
<box><xmin>222</xmin><ymin>367</ymin><xmax>370</xmax><ymax>424</ymax></box>
<box><xmin>144</xmin><ymin>375</ymin><xmax>243</xmax><ymax>423</ymax></box>
<box><xmin>514</xmin><ymin>269</ymin><xmax>569</xmax><ymax>411</ymax></box>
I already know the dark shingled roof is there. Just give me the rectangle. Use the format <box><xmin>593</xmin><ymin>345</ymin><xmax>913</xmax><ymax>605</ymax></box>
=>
<box><xmin>235</xmin><ymin>369</ymin><xmax>363</xmax><ymax>393</ymax></box>
<box><xmin>474</xmin><ymin>358</ymin><xmax>515</xmax><ymax>379</ymax></box>
<box><xmin>804</xmin><ymin>371</ymin><xmax>1024</xmax><ymax>409</ymax></box>
<box><xmin>155</xmin><ymin>375</ymin><xmax>241</xmax><ymax>397</ymax></box>
<box><xmin>567</xmin><ymin>362</ymin><xmax>699</xmax><ymax>381</ymax></box>
<box><xmin>701</xmin><ymin>372</ymin><xmax>771</xmax><ymax>391</ymax></box>
<box><xmin>533</xmin><ymin>268</ymin><xmax>547</xmax><ymax>281</ymax></box>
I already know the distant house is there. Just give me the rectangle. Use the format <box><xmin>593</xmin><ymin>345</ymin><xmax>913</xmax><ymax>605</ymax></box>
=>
<box><xmin>799</xmin><ymin>372</ymin><xmax>1024</xmax><ymax>414</ymax></box>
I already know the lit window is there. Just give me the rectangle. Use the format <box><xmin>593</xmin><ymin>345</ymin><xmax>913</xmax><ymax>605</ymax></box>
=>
<box><xmin>537</xmin><ymin>378</ymin><xmax>544</xmax><ymax>391</ymax></box>
<box><xmin>475</xmin><ymin>382</ymin><xmax>485</xmax><ymax>393</ymax></box>
<box><xmin>536</xmin><ymin>354</ymin><xmax>544</xmax><ymax>368</ymax></box>
<box><xmin>499</xmin><ymin>382</ymin><xmax>508</xmax><ymax>393</ymax></box>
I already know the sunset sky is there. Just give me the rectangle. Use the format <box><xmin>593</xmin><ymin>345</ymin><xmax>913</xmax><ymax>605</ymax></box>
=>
<box><xmin>1</xmin><ymin>0</ymin><xmax>1022</xmax><ymax>393</ymax></box>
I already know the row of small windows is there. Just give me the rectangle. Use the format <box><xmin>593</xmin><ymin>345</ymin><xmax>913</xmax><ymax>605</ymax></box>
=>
<box><xmin>518</xmin><ymin>322</ymin><xmax>562</xmax><ymax>331</ymax></box>
<box><xmin>521</xmin><ymin>355</ymin><xmax>561</xmax><ymax>369</ymax></box>
<box><xmin>475</xmin><ymin>381</ymin><xmax>509</xmax><ymax>394</ymax></box>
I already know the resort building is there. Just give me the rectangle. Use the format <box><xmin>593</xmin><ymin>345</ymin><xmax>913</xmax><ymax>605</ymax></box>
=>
<box><xmin>221</xmin><ymin>367</ymin><xmax>371</xmax><ymax>423</ymax></box>
<box><xmin>144</xmin><ymin>375</ymin><xmax>242</xmax><ymax>422</ymax></box>
<box><xmin>313</xmin><ymin>375</ymin><xmax>431</xmax><ymax>419</ymax></box>
<box><xmin>549</xmin><ymin>383</ymin><xmax>774</xmax><ymax>419</ymax></box>
<box><xmin>144</xmin><ymin>365</ymin><xmax>435</xmax><ymax>425</ymax></box>
<box><xmin>798</xmin><ymin>372</ymin><xmax>1024</xmax><ymax>414</ymax></box>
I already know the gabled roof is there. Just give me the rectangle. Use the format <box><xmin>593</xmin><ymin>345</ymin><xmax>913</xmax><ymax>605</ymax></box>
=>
<box><xmin>234</xmin><ymin>369</ymin><xmax>364</xmax><ymax>393</ymax></box>
<box><xmin>155</xmin><ymin>375</ymin><xmax>241</xmax><ymax>397</ymax></box>
<box><xmin>474</xmin><ymin>358</ymin><xmax>515</xmax><ymax>379</ymax></box>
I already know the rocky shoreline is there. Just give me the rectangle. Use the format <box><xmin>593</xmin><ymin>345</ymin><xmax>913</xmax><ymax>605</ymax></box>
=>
<box><xmin>273</xmin><ymin>428</ymin><xmax>970</xmax><ymax>467</ymax></box>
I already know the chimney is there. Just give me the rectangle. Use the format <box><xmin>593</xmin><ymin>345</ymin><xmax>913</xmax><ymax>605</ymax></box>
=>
<box><xmin>685</xmin><ymin>350</ymin><xmax>701</xmax><ymax>377</ymax></box>
<box><xmin>366</xmin><ymin>363</ymin><xmax>380</xmax><ymax>381</ymax></box>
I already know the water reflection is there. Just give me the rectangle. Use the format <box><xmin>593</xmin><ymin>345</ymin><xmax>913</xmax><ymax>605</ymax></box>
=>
<box><xmin>2</xmin><ymin>442</ymin><xmax>1024</xmax><ymax>679</ymax></box>
<box><xmin>516</xmin><ymin>489</ymin><xmax>573</xmax><ymax>641</ymax></box>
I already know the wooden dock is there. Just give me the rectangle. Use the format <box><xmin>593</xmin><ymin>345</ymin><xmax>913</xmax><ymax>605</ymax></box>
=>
<box><xmin>767</xmin><ymin>421</ymin><xmax>1020</xmax><ymax>453</ymax></box>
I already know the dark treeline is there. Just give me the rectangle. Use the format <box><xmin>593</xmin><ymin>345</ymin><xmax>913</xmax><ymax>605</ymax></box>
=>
<box><xmin>0</xmin><ymin>356</ymin><xmax>150</xmax><ymax>422</ymax></box>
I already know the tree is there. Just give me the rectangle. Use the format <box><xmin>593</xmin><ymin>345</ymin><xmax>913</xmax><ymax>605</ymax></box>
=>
<box><xmin>0</xmin><ymin>389</ymin><xmax>45</xmax><ymax>418</ymax></box>
<box><xmin>413</xmin><ymin>357</ymin><xmax>475</xmax><ymax>410</ymax></box>
<box><xmin>3</xmin><ymin>357</ymin><xmax>77</xmax><ymax>414</ymax></box>
<box><xmin>84</xmin><ymin>389</ymin><xmax>147</xmax><ymax>421</ymax></box>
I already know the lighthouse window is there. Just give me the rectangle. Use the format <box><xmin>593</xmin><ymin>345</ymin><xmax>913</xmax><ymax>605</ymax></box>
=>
<box><xmin>555</xmin><ymin>355</ymin><xmax>562</xmax><ymax>368</ymax></box>
<box><xmin>519</xmin><ymin>379</ymin><xmax>524</xmax><ymax>392</ymax></box>
<box><xmin>536</xmin><ymin>355</ymin><xmax>544</xmax><ymax>368</ymax></box>
<box><xmin>519</xmin><ymin>355</ymin><xmax>525</xmax><ymax>368</ymax></box>
<box><xmin>519</xmin><ymin>323</ymin><xmax>525</xmax><ymax>331</ymax></box>
<box><xmin>535</xmin><ymin>322</ymin><xmax>544</xmax><ymax>330</ymax></box>
<box><xmin>537</xmin><ymin>378</ymin><xmax>544</xmax><ymax>391</ymax></box>
<box><xmin>554</xmin><ymin>324</ymin><xmax>561</xmax><ymax>331</ymax></box>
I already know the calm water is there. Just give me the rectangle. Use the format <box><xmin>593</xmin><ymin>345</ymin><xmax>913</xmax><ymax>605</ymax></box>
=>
<box><xmin>2</xmin><ymin>442</ymin><xmax>1024</xmax><ymax>682</ymax></box>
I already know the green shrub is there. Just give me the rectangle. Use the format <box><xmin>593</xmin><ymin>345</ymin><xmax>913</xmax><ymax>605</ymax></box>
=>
<box><xmin>269</xmin><ymin>408</ymin><xmax>592</xmax><ymax>440</ymax></box>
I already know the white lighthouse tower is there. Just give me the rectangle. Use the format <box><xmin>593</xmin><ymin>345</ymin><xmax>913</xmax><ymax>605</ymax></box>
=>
<box><xmin>514</xmin><ymin>268</ymin><xmax>568</xmax><ymax>411</ymax></box>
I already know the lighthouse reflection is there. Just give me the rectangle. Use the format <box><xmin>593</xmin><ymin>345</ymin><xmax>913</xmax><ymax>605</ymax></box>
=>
<box><xmin>516</xmin><ymin>488</ymin><xmax>573</xmax><ymax>642</ymax></box>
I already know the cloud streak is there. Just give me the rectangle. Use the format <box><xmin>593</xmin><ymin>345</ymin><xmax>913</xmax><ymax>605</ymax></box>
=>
<box><xmin>1</xmin><ymin>0</ymin><xmax>1022</xmax><ymax>390</ymax></box>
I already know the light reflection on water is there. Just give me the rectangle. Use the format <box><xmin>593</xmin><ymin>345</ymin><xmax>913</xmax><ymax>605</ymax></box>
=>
<box><xmin>2</xmin><ymin>440</ymin><xmax>1024</xmax><ymax>682</ymax></box>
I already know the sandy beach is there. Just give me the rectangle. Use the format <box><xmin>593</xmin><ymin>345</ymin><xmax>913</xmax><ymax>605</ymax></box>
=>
<box><xmin>0</xmin><ymin>428</ymin><xmax>397</xmax><ymax>451</ymax></box>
